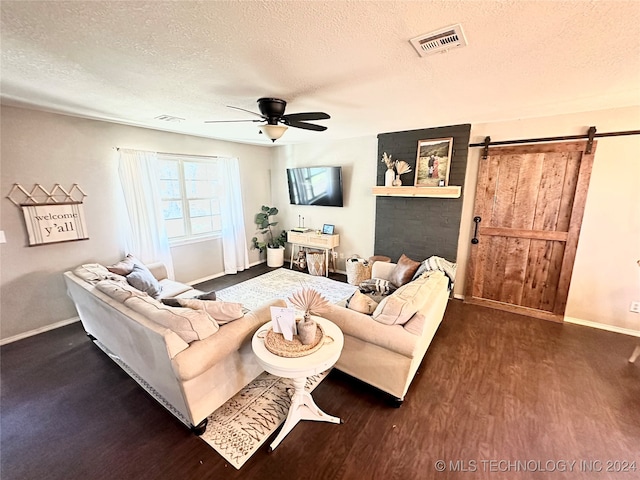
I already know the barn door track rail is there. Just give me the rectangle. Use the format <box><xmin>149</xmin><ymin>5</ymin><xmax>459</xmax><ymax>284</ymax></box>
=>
<box><xmin>471</xmin><ymin>126</ymin><xmax>640</xmax><ymax>159</ymax></box>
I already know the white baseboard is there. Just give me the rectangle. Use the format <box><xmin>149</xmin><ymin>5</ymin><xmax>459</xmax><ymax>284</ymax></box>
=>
<box><xmin>186</xmin><ymin>271</ymin><xmax>226</xmax><ymax>286</ymax></box>
<box><xmin>186</xmin><ymin>260</ymin><xmax>266</xmax><ymax>286</ymax></box>
<box><xmin>564</xmin><ymin>316</ymin><xmax>640</xmax><ymax>338</ymax></box>
<box><xmin>0</xmin><ymin>316</ymin><xmax>80</xmax><ymax>346</ymax></box>
<box><xmin>453</xmin><ymin>296</ymin><xmax>639</xmax><ymax>338</ymax></box>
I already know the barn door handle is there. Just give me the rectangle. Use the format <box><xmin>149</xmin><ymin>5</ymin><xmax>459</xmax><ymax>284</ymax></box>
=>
<box><xmin>471</xmin><ymin>216</ymin><xmax>481</xmax><ymax>244</ymax></box>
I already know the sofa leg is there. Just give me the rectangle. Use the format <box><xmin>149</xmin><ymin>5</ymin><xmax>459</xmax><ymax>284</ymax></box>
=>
<box><xmin>392</xmin><ymin>397</ymin><xmax>404</xmax><ymax>408</ymax></box>
<box><xmin>191</xmin><ymin>418</ymin><xmax>208</xmax><ymax>436</ymax></box>
<box><xmin>86</xmin><ymin>332</ymin><xmax>96</xmax><ymax>342</ymax></box>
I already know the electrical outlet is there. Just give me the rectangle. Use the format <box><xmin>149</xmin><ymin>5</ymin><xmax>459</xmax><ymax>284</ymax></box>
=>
<box><xmin>631</xmin><ymin>301</ymin><xmax>640</xmax><ymax>313</ymax></box>
<box><xmin>339</xmin><ymin>252</ymin><xmax>344</xmax><ymax>259</ymax></box>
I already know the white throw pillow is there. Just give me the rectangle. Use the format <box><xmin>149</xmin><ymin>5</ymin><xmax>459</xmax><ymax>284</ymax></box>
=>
<box><xmin>95</xmin><ymin>279</ymin><xmax>148</xmax><ymax>303</ymax></box>
<box><xmin>125</xmin><ymin>296</ymin><xmax>219</xmax><ymax>343</ymax></box>
<box><xmin>73</xmin><ymin>263</ymin><xmax>125</xmax><ymax>284</ymax></box>
<box><xmin>371</xmin><ymin>271</ymin><xmax>440</xmax><ymax>326</ymax></box>
<box><xmin>176</xmin><ymin>299</ymin><xmax>245</xmax><ymax>325</ymax></box>
<box><xmin>346</xmin><ymin>290</ymin><xmax>379</xmax><ymax>315</ymax></box>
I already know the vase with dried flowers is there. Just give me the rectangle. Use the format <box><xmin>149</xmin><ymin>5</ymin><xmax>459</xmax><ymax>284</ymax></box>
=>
<box><xmin>392</xmin><ymin>160</ymin><xmax>412</xmax><ymax>186</ymax></box>
<box><xmin>381</xmin><ymin>152</ymin><xmax>396</xmax><ymax>187</ymax></box>
<box><xmin>288</xmin><ymin>288</ymin><xmax>330</xmax><ymax>345</ymax></box>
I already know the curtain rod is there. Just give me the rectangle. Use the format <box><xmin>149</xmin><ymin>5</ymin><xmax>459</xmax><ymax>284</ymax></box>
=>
<box><xmin>114</xmin><ymin>147</ymin><xmax>221</xmax><ymax>159</ymax></box>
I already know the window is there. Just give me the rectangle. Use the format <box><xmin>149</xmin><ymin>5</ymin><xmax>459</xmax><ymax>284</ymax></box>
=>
<box><xmin>158</xmin><ymin>155</ymin><xmax>222</xmax><ymax>243</ymax></box>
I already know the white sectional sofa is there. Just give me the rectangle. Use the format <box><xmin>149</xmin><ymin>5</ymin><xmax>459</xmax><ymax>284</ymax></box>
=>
<box><xmin>64</xmin><ymin>262</ymin><xmax>285</xmax><ymax>434</ymax></box>
<box><xmin>64</xmin><ymin>256</ymin><xmax>450</xmax><ymax>433</ymax></box>
<box><xmin>321</xmin><ymin>260</ymin><xmax>450</xmax><ymax>403</ymax></box>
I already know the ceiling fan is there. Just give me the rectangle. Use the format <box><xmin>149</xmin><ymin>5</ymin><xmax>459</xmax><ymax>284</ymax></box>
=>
<box><xmin>205</xmin><ymin>97</ymin><xmax>330</xmax><ymax>142</ymax></box>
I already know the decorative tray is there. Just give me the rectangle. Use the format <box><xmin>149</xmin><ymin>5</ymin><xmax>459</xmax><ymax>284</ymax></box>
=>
<box><xmin>261</xmin><ymin>324</ymin><xmax>327</xmax><ymax>358</ymax></box>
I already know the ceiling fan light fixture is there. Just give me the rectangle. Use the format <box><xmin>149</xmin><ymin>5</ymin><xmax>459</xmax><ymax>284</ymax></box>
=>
<box><xmin>260</xmin><ymin>124</ymin><xmax>287</xmax><ymax>142</ymax></box>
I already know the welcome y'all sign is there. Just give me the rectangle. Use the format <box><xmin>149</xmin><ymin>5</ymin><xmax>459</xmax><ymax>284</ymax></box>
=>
<box><xmin>21</xmin><ymin>202</ymin><xmax>89</xmax><ymax>246</ymax></box>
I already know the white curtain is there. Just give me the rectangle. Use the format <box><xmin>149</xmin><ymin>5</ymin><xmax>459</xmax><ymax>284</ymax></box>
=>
<box><xmin>118</xmin><ymin>148</ymin><xmax>175</xmax><ymax>279</ymax></box>
<box><xmin>219</xmin><ymin>157</ymin><xmax>250</xmax><ymax>274</ymax></box>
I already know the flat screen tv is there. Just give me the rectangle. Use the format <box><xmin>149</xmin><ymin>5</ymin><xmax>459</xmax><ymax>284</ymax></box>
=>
<box><xmin>286</xmin><ymin>166</ymin><xmax>343</xmax><ymax>207</ymax></box>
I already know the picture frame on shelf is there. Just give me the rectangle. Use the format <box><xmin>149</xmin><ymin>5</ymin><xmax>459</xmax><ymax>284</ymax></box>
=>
<box><xmin>414</xmin><ymin>137</ymin><xmax>453</xmax><ymax>187</ymax></box>
<box><xmin>322</xmin><ymin>224</ymin><xmax>335</xmax><ymax>235</ymax></box>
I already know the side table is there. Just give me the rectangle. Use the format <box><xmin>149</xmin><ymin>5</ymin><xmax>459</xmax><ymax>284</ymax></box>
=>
<box><xmin>251</xmin><ymin>316</ymin><xmax>344</xmax><ymax>451</ymax></box>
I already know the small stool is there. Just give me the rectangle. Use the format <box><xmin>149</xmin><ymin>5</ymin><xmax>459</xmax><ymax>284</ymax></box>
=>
<box><xmin>369</xmin><ymin>255</ymin><xmax>391</xmax><ymax>266</ymax></box>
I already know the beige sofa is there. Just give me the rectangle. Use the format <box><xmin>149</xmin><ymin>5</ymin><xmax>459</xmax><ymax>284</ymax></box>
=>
<box><xmin>321</xmin><ymin>261</ymin><xmax>450</xmax><ymax>404</ymax></box>
<box><xmin>64</xmin><ymin>257</ymin><xmax>449</xmax><ymax>435</ymax></box>
<box><xmin>63</xmin><ymin>262</ymin><xmax>286</xmax><ymax>434</ymax></box>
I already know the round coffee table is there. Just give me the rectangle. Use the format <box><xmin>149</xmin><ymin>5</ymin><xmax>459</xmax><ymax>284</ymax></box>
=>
<box><xmin>251</xmin><ymin>316</ymin><xmax>344</xmax><ymax>451</ymax></box>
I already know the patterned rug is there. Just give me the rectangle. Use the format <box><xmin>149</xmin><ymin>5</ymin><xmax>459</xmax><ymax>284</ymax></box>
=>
<box><xmin>200</xmin><ymin>269</ymin><xmax>353</xmax><ymax>468</ymax></box>
<box><xmin>200</xmin><ymin>370</ymin><xmax>329</xmax><ymax>469</ymax></box>
<box><xmin>215</xmin><ymin>267</ymin><xmax>357</xmax><ymax>310</ymax></box>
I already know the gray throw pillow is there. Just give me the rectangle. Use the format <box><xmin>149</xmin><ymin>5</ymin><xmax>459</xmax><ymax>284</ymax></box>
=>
<box><xmin>126</xmin><ymin>264</ymin><xmax>162</xmax><ymax>298</ymax></box>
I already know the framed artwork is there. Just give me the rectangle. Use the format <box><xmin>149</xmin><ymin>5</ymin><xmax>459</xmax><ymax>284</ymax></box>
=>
<box><xmin>322</xmin><ymin>224</ymin><xmax>335</xmax><ymax>235</ymax></box>
<box><xmin>21</xmin><ymin>202</ymin><xmax>89</xmax><ymax>246</ymax></box>
<box><xmin>414</xmin><ymin>137</ymin><xmax>454</xmax><ymax>187</ymax></box>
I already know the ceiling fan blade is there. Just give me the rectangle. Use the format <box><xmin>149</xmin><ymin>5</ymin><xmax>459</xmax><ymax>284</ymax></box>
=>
<box><xmin>286</xmin><ymin>120</ymin><xmax>328</xmax><ymax>132</ymax></box>
<box><xmin>283</xmin><ymin>112</ymin><xmax>330</xmax><ymax>122</ymax></box>
<box><xmin>204</xmin><ymin>119</ymin><xmax>260</xmax><ymax>123</ymax></box>
<box><xmin>227</xmin><ymin>105</ymin><xmax>265</xmax><ymax>118</ymax></box>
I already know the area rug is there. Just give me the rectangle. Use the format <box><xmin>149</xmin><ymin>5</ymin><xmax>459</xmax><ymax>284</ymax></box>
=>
<box><xmin>215</xmin><ymin>267</ymin><xmax>357</xmax><ymax>311</ymax></box>
<box><xmin>200</xmin><ymin>370</ymin><xmax>329</xmax><ymax>469</ymax></box>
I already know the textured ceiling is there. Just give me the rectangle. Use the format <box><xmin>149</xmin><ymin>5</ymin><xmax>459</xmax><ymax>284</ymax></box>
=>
<box><xmin>2</xmin><ymin>0</ymin><xmax>639</xmax><ymax>146</ymax></box>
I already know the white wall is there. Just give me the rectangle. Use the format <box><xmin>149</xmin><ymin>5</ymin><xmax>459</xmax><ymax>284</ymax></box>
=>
<box><xmin>2</xmin><ymin>105</ymin><xmax>637</xmax><ymax>342</ymax></box>
<box><xmin>271</xmin><ymin>137</ymin><xmax>378</xmax><ymax>271</ymax></box>
<box><xmin>456</xmin><ymin>106</ymin><xmax>640</xmax><ymax>333</ymax></box>
<box><xmin>0</xmin><ymin>106</ymin><xmax>271</xmax><ymax>341</ymax></box>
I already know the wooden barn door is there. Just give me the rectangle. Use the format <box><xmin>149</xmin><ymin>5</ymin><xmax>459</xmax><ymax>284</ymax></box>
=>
<box><xmin>465</xmin><ymin>141</ymin><xmax>596</xmax><ymax>322</ymax></box>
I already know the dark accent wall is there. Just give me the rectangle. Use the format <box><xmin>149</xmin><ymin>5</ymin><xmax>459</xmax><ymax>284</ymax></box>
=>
<box><xmin>374</xmin><ymin>124</ymin><xmax>471</xmax><ymax>263</ymax></box>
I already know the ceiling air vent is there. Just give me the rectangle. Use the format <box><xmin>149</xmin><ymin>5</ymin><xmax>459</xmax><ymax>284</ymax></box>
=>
<box><xmin>410</xmin><ymin>24</ymin><xmax>467</xmax><ymax>57</ymax></box>
<box><xmin>154</xmin><ymin>115</ymin><xmax>185</xmax><ymax>123</ymax></box>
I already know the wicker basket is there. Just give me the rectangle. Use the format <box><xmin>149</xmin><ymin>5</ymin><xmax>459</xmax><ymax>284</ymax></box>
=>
<box><xmin>306</xmin><ymin>250</ymin><xmax>326</xmax><ymax>276</ymax></box>
<box><xmin>261</xmin><ymin>324</ymin><xmax>327</xmax><ymax>358</ymax></box>
<box><xmin>345</xmin><ymin>255</ymin><xmax>372</xmax><ymax>285</ymax></box>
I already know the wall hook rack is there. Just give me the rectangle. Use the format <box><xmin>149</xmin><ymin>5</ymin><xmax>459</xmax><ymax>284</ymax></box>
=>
<box><xmin>6</xmin><ymin>183</ymin><xmax>87</xmax><ymax>206</ymax></box>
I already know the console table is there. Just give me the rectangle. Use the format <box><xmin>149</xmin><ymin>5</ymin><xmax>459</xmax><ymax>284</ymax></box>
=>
<box><xmin>287</xmin><ymin>231</ymin><xmax>340</xmax><ymax>277</ymax></box>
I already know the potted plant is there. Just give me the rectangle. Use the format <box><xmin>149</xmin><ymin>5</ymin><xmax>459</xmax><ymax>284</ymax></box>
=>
<box><xmin>251</xmin><ymin>205</ymin><xmax>287</xmax><ymax>267</ymax></box>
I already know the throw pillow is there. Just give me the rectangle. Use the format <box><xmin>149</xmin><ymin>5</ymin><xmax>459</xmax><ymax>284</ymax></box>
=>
<box><xmin>95</xmin><ymin>279</ymin><xmax>147</xmax><ymax>303</ymax></box>
<box><xmin>73</xmin><ymin>263</ymin><xmax>123</xmax><ymax>284</ymax></box>
<box><xmin>106</xmin><ymin>254</ymin><xmax>137</xmax><ymax>276</ymax></box>
<box><xmin>359</xmin><ymin>278</ymin><xmax>397</xmax><ymax>295</ymax></box>
<box><xmin>175</xmin><ymin>298</ymin><xmax>244</xmax><ymax>325</ymax></box>
<box><xmin>372</xmin><ymin>272</ymin><xmax>438</xmax><ymax>326</ymax></box>
<box><xmin>346</xmin><ymin>290</ymin><xmax>379</xmax><ymax>315</ymax></box>
<box><xmin>126</xmin><ymin>264</ymin><xmax>162</xmax><ymax>298</ymax></box>
<box><xmin>124</xmin><ymin>295</ymin><xmax>219</xmax><ymax>343</ymax></box>
<box><xmin>161</xmin><ymin>298</ymin><xmax>182</xmax><ymax>307</ymax></box>
<box><xmin>388</xmin><ymin>254</ymin><xmax>421</xmax><ymax>287</ymax></box>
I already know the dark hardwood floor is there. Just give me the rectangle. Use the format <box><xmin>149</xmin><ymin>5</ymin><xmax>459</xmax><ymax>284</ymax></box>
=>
<box><xmin>2</xmin><ymin>265</ymin><xmax>639</xmax><ymax>479</ymax></box>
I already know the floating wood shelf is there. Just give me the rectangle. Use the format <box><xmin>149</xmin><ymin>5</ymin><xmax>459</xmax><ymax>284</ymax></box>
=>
<box><xmin>372</xmin><ymin>186</ymin><xmax>461</xmax><ymax>198</ymax></box>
